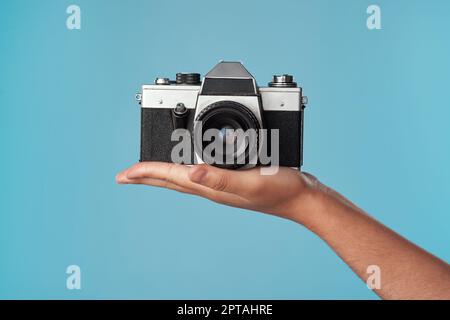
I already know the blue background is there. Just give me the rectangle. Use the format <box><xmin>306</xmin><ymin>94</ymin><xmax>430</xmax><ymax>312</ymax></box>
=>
<box><xmin>1</xmin><ymin>0</ymin><xmax>449</xmax><ymax>299</ymax></box>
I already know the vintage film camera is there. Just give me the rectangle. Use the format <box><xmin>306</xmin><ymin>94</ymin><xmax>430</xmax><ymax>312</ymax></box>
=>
<box><xmin>136</xmin><ymin>61</ymin><xmax>307</xmax><ymax>169</ymax></box>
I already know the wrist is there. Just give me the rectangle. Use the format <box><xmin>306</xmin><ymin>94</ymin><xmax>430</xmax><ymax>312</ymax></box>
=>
<box><xmin>289</xmin><ymin>179</ymin><xmax>364</xmax><ymax>236</ymax></box>
<box><xmin>288</xmin><ymin>187</ymin><xmax>328</xmax><ymax>227</ymax></box>
<box><xmin>286</xmin><ymin>173</ymin><xmax>348</xmax><ymax>232</ymax></box>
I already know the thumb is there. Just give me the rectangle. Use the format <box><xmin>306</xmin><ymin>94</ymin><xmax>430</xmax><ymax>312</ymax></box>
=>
<box><xmin>188</xmin><ymin>164</ymin><xmax>241</xmax><ymax>194</ymax></box>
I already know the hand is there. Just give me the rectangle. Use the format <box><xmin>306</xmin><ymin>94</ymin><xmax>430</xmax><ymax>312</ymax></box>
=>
<box><xmin>116</xmin><ymin>162</ymin><xmax>322</xmax><ymax>222</ymax></box>
<box><xmin>116</xmin><ymin>162</ymin><xmax>450</xmax><ymax>299</ymax></box>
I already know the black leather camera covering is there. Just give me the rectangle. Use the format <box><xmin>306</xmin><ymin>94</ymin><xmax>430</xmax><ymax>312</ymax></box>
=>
<box><xmin>140</xmin><ymin>108</ymin><xmax>303</xmax><ymax>167</ymax></box>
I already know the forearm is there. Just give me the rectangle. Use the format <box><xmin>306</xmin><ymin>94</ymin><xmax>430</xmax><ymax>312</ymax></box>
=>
<box><xmin>293</xmin><ymin>186</ymin><xmax>450</xmax><ymax>300</ymax></box>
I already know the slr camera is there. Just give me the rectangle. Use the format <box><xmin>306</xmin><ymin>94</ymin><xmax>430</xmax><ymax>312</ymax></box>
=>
<box><xmin>136</xmin><ymin>61</ymin><xmax>307</xmax><ymax>169</ymax></box>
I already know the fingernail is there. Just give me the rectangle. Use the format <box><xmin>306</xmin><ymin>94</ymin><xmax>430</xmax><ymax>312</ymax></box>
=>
<box><xmin>116</xmin><ymin>173</ymin><xmax>127</xmax><ymax>184</ymax></box>
<box><xmin>189</xmin><ymin>166</ymin><xmax>207</xmax><ymax>183</ymax></box>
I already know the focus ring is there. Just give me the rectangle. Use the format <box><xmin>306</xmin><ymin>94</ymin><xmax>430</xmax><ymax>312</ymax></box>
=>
<box><xmin>195</xmin><ymin>101</ymin><xmax>260</xmax><ymax>126</ymax></box>
<box><xmin>193</xmin><ymin>101</ymin><xmax>260</xmax><ymax>169</ymax></box>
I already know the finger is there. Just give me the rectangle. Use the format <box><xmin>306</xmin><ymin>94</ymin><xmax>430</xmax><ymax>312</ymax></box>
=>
<box><xmin>119</xmin><ymin>162</ymin><xmax>232</xmax><ymax>197</ymax></box>
<box><xmin>118</xmin><ymin>175</ymin><xmax>197</xmax><ymax>195</ymax></box>
<box><xmin>126</xmin><ymin>162</ymin><xmax>189</xmax><ymax>182</ymax></box>
<box><xmin>188</xmin><ymin>164</ymin><xmax>259</xmax><ymax>195</ymax></box>
<box><xmin>124</xmin><ymin>162</ymin><xmax>207</xmax><ymax>195</ymax></box>
<box><xmin>116</xmin><ymin>168</ymin><xmax>133</xmax><ymax>184</ymax></box>
<box><xmin>117</xmin><ymin>164</ymin><xmax>196</xmax><ymax>194</ymax></box>
<box><xmin>118</xmin><ymin>163</ymin><xmax>250</xmax><ymax>208</ymax></box>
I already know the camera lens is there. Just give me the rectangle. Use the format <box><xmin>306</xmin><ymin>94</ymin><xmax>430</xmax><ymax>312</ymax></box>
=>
<box><xmin>218</xmin><ymin>125</ymin><xmax>236</xmax><ymax>145</ymax></box>
<box><xmin>193</xmin><ymin>101</ymin><xmax>260</xmax><ymax>169</ymax></box>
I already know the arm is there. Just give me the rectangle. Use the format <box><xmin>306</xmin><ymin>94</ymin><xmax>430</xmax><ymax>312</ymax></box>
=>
<box><xmin>116</xmin><ymin>163</ymin><xmax>450</xmax><ymax>299</ymax></box>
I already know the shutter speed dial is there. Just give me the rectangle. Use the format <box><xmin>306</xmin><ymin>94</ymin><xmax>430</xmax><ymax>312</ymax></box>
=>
<box><xmin>176</xmin><ymin>73</ymin><xmax>201</xmax><ymax>85</ymax></box>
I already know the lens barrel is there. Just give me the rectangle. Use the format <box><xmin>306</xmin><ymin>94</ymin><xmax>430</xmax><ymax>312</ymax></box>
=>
<box><xmin>194</xmin><ymin>101</ymin><xmax>260</xmax><ymax>169</ymax></box>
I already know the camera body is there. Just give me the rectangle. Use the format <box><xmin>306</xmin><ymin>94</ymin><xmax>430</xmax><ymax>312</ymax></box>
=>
<box><xmin>137</xmin><ymin>61</ymin><xmax>307</xmax><ymax>168</ymax></box>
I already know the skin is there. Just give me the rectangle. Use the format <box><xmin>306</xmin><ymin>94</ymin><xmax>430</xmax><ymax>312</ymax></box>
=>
<box><xmin>116</xmin><ymin>163</ymin><xmax>450</xmax><ymax>300</ymax></box>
